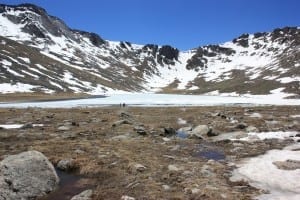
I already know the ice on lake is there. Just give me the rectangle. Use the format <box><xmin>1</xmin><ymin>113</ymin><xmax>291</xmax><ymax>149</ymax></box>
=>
<box><xmin>0</xmin><ymin>93</ymin><xmax>299</xmax><ymax>108</ymax></box>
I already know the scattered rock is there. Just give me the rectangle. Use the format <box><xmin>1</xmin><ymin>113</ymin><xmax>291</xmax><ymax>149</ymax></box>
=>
<box><xmin>21</xmin><ymin>122</ymin><xmax>33</xmax><ymax>129</ymax></box>
<box><xmin>74</xmin><ymin>149</ymin><xmax>85</xmax><ymax>154</ymax></box>
<box><xmin>134</xmin><ymin>126</ymin><xmax>147</xmax><ymax>135</ymax></box>
<box><xmin>177</xmin><ymin>118</ymin><xmax>187</xmax><ymax>125</ymax></box>
<box><xmin>121</xmin><ymin>195</ymin><xmax>135</xmax><ymax>200</ymax></box>
<box><xmin>207</xmin><ymin>129</ymin><xmax>219</xmax><ymax>137</ymax></box>
<box><xmin>0</xmin><ymin>151</ymin><xmax>59</xmax><ymax>200</ymax></box>
<box><xmin>133</xmin><ymin>163</ymin><xmax>147</xmax><ymax>172</ymax></box>
<box><xmin>162</xmin><ymin>184</ymin><xmax>171</xmax><ymax>191</ymax></box>
<box><xmin>201</xmin><ymin>164</ymin><xmax>214</xmax><ymax>177</ymax></box>
<box><xmin>57</xmin><ymin>158</ymin><xmax>76</xmax><ymax>171</ymax></box>
<box><xmin>72</xmin><ymin>121</ymin><xmax>79</xmax><ymax>126</ymax></box>
<box><xmin>111</xmin><ymin>134</ymin><xmax>131</xmax><ymax>141</ymax></box>
<box><xmin>235</xmin><ymin>123</ymin><xmax>248</xmax><ymax>129</ymax></box>
<box><xmin>71</xmin><ymin>189</ymin><xmax>93</xmax><ymax>200</ymax></box>
<box><xmin>162</xmin><ymin>137</ymin><xmax>171</xmax><ymax>142</ymax></box>
<box><xmin>57</xmin><ymin>125</ymin><xmax>71</xmax><ymax>131</ymax></box>
<box><xmin>246</xmin><ymin>126</ymin><xmax>258</xmax><ymax>132</ymax></box>
<box><xmin>273</xmin><ymin>159</ymin><xmax>300</xmax><ymax>170</ymax></box>
<box><xmin>191</xmin><ymin>188</ymin><xmax>201</xmax><ymax>194</ymax></box>
<box><xmin>119</xmin><ymin>111</ymin><xmax>131</xmax><ymax>119</ymax></box>
<box><xmin>112</xmin><ymin>120</ymin><xmax>132</xmax><ymax>127</ymax></box>
<box><xmin>249</xmin><ymin>112</ymin><xmax>262</xmax><ymax>118</ymax></box>
<box><xmin>168</xmin><ymin>164</ymin><xmax>183</xmax><ymax>171</ymax></box>
<box><xmin>163</xmin><ymin>127</ymin><xmax>176</xmax><ymax>136</ymax></box>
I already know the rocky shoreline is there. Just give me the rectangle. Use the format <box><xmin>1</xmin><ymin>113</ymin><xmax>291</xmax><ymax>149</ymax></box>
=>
<box><xmin>0</xmin><ymin>106</ymin><xmax>299</xmax><ymax>199</ymax></box>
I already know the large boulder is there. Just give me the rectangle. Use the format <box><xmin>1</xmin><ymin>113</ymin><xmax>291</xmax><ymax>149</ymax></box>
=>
<box><xmin>0</xmin><ymin>151</ymin><xmax>59</xmax><ymax>200</ymax></box>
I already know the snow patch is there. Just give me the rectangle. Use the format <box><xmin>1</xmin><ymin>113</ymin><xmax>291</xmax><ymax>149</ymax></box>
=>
<box><xmin>277</xmin><ymin>77</ymin><xmax>300</xmax><ymax>83</ymax></box>
<box><xmin>237</xmin><ymin>131</ymin><xmax>299</xmax><ymax>141</ymax></box>
<box><xmin>231</xmin><ymin>143</ymin><xmax>300</xmax><ymax>200</ymax></box>
<box><xmin>0</xmin><ymin>83</ymin><xmax>37</xmax><ymax>93</ymax></box>
<box><xmin>18</xmin><ymin>57</ymin><xmax>31</xmax><ymax>64</ymax></box>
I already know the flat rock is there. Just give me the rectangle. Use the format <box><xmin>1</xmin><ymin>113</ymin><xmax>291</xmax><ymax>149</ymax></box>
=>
<box><xmin>0</xmin><ymin>151</ymin><xmax>59</xmax><ymax>200</ymax></box>
<box><xmin>57</xmin><ymin>125</ymin><xmax>71</xmax><ymax>131</ymax></box>
<box><xmin>71</xmin><ymin>189</ymin><xmax>93</xmax><ymax>200</ymax></box>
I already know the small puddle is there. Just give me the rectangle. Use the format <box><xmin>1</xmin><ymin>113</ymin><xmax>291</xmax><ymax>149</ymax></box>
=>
<box><xmin>176</xmin><ymin>130</ymin><xmax>189</xmax><ymax>139</ymax></box>
<box><xmin>39</xmin><ymin>169</ymin><xmax>94</xmax><ymax>200</ymax></box>
<box><xmin>196</xmin><ymin>150</ymin><xmax>225</xmax><ymax>160</ymax></box>
<box><xmin>192</xmin><ymin>143</ymin><xmax>226</xmax><ymax>161</ymax></box>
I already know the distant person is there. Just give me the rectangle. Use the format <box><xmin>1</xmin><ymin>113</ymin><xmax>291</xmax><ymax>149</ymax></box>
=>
<box><xmin>123</xmin><ymin>103</ymin><xmax>126</xmax><ymax>107</ymax></box>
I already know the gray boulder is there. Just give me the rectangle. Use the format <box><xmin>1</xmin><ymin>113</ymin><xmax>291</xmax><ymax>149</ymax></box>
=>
<box><xmin>191</xmin><ymin>125</ymin><xmax>211</xmax><ymax>138</ymax></box>
<box><xmin>0</xmin><ymin>151</ymin><xmax>59</xmax><ymax>200</ymax></box>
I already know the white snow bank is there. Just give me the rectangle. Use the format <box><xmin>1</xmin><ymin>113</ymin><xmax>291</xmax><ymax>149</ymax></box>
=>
<box><xmin>238</xmin><ymin>131</ymin><xmax>299</xmax><ymax>141</ymax></box>
<box><xmin>231</xmin><ymin>143</ymin><xmax>300</xmax><ymax>200</ymax></box>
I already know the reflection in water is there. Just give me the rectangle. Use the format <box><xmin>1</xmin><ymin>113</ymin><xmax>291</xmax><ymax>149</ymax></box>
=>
<box><xmin>39</xmin><ymin>169</ymin><xmax>94</xmax><ymax>200</ymax></box>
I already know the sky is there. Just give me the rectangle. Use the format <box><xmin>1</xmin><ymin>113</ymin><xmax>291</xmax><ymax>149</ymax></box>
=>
<box><xmin>1</xmin><ymin>0</ymin><xmax>299</xmax><ymax>50</ymax></box>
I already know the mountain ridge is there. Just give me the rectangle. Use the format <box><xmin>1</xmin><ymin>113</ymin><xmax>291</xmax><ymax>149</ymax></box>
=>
<box><xmin>0</xmin><ymin>3</ymin><xmax>299</xmax><ymax>97</ymax></box>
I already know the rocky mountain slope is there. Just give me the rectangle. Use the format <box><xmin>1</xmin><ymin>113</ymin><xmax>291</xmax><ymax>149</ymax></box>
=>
<box><xmin>0</xmin><ymin>3</ymin><xmax>299</xmax><ymax>96</ymax></box>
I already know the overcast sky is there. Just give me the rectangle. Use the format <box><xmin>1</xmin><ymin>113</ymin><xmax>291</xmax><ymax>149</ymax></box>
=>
<box><xmin>2</xmin><ymin>0</ymin><xmax>299</xmax><ymax>50</ymax></box>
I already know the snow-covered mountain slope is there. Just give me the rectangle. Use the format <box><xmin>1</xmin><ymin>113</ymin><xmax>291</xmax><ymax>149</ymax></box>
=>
<box><xmin>0</xmin><ymin>3</ymin><xmax>299</xmax><ymax>96</ymax></box>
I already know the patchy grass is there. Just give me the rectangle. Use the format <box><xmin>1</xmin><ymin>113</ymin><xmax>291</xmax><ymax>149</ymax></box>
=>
<box><xmin>0</xmin><ymin>106</ymin><xmax>299</xmax><ymax>199</ymax></box>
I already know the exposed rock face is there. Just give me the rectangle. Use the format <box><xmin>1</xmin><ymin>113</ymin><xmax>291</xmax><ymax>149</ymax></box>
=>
<box><xmin>0</xmin><ymin>151</ymin><xmax>59</xmax><ymax>200</ymax></box>
<box><xmin>0</xmin><ymin>3</ymin><xmax>299</xmax><ymax>95</ymax></box>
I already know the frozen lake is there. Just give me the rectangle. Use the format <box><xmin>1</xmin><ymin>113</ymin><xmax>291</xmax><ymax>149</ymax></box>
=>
<box><xmin>0</xmin><ymin>93</ymin><xmax>299</xmax><ymax>108</ymax></box>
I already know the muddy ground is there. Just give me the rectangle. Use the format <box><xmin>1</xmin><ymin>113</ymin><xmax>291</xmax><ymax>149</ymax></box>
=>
<box><xmin>0</xmin><ymin>105</ymin><xmax>299</xmax><ymax>200</ymax></box>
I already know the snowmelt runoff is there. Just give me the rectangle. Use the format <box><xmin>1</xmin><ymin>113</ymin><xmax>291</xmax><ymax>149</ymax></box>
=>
<box><xmin>0</xmin><ymin>93</ymin><xmax>299</xmax><ymax>108</ymax></box>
